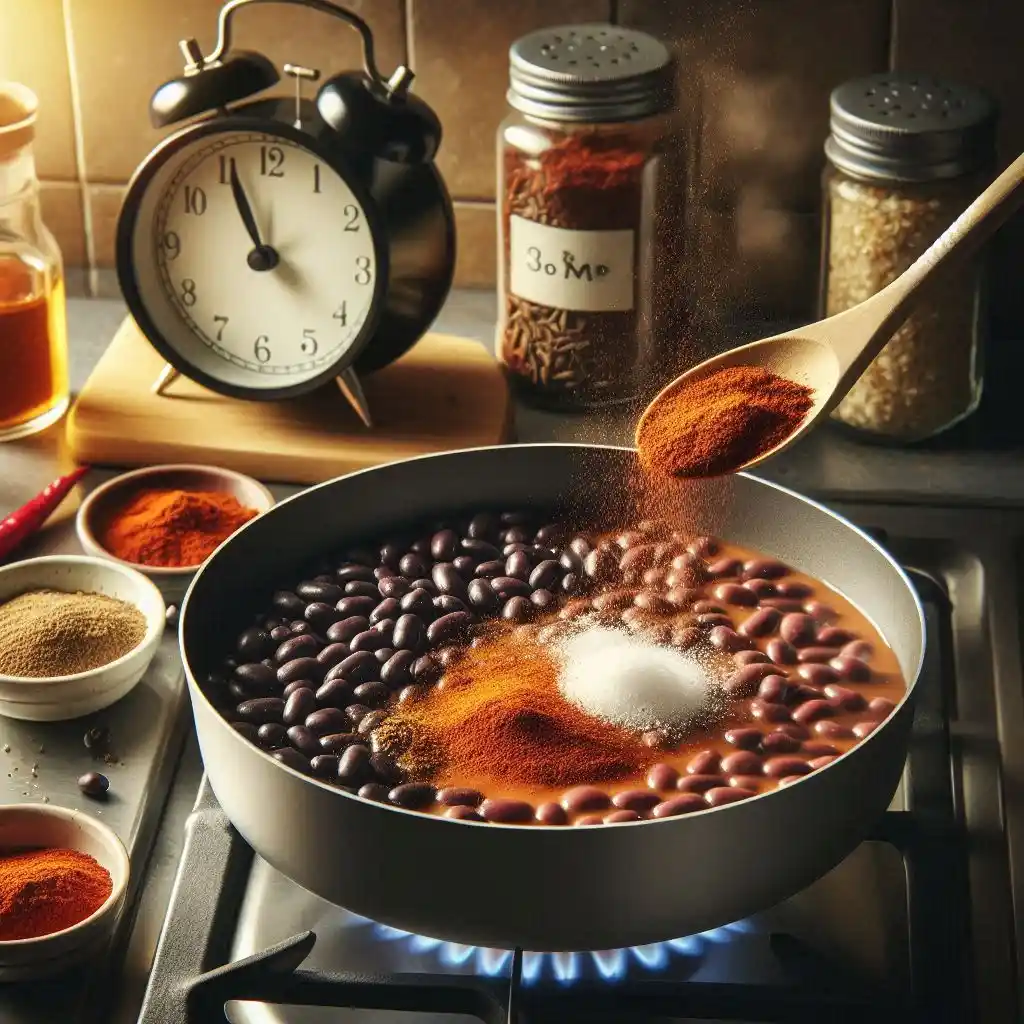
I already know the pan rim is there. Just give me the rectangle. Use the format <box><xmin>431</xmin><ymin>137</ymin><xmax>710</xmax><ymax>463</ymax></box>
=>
<box><xmin>180</xmin><ymin>442</ymin><xmax>926</xmax><ymax>830</ymax></box>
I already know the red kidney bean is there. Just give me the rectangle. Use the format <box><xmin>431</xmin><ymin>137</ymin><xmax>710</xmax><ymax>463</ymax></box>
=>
<box><xmin>721</xmin><ymin>750</ymin><xmax>763</xmax><ymax>775</ymax></box>
<box><xmin>828</xmin><ymin>655</ymin><xmax>870</xmax><ymax>682</ymax></box>
<box><xmin>840</xmin><ymin>639</ymin><xmax>873</xmax><ymax>660</ymax></box>
<box><xmin>710</xmin><ymin>626</ymin><xmax>753</xmax><ymax>652</ymax></box>
<box><xmin>255</xmin><ymin>723</ymin><xmax>286</xmax><ymax>748</ymax></box>
<box><xmin>867</xmin><ymin>696</ymin><xmax>896</xmax><ymax>719</ymax></box>
<box><xmin>369</xmin><ymin>751</ymin><xmax>403</xmax><ymax>785</ymax></box>
<box><xmin>671</xmin><ymin>626</ymin><xmax>702</xmax><ymax>650</ymax></box>
<box><xmin>742</xmin><ymin>558</ymin><xmax>789</xmax><ymax>580</ymax></box>
<box><xmin>647</xmin><ymin>763</ymin><xmax>680</xmax><ymax>790</ymax></box>
<box><xmin>491</xmin><ymin>576</ymin><xmax>532</xmax><ymax>602</ymax></box>
<box><xmin>664</xmin><ymin>588</ymin><xmax>698</xmax><ymax>611</ymax></box>
<box><xmin>605</xmin><ymin>809</ymin><xmax>642</xmax><ymax>823</ymax></box>
<box><xmin>237</xmin><ymin>627</ymin><xmax>274</xmax><ymax>661</ymax></box>
<box><xmin>766</xmin><ymin>638</ymin><xmax>798</xmax><ymax>665</ymax></box>
<box><xmin>764</xmin><ymin>756</ymin><xmax>810</xmax><ymax>778</ymax></box>
<box><xmin>676</xmin><ymin>774</ymin><xmax>726</xmax><ymax>793</ymax></box>
<box><xmin>739</xmin><ymin>607</ymin><xmax>782</xmax><ymax>638</ymax></box>
<box><xmin>467</xmin><ymin>513</ymin><xmax>498</xmax><ymax>539</ymax></box>
<box><xmin>760</xmin><ymin>730</ymin><xmax>800</xmax><ymax>754</ymax></box>
<box><xmin>810</xmin><ymin>755</ymin><xmax>838</xmax><ymax>770</ymax></box>
<box><xmin>794</xmin><ymin>684</ymin><xmax>824</xmax><ymax>703</ymax></box>
<box><xmin>802</xmin><ymin>741</ymin><xmax>838</xmax><ymax>756</ymax></box>
<box><xmin>797</xmin><ymin>646</ymin><xmax>841</xmax><ymax>664</ymax></box>
<box><xmin>641</xmin><ymin>730</ymin><xmax>669</xmax><ymax>750</ymax></box>
<box><xmin>305</xmin><ymin>602</ymin><xmax>342</xmax><ymax>633</ymax></box>
<box><xmin>723</xmin><ymin>663</ymin><xmax>778</xmax><ymax>696</ymax></box>
<box><xmin>824</xmin><ymin>684</ymin><xmax>866</xmax><ymax>711</ymax></box>
<box><xmin>397</xmin><ymin>553</ymin><xmax>427</xmax><ymax>579</ymax></box>
<box><xmin>269</xmin><ymin>625</ymin><xmax>292</xmax><ymax>642</ymax></box>
<box><xmin>692</xmin><ymin>599</ymin><xmax>725</xmax><ymax>615</ymax></box>
<box><xmin>734</xmin><ymin>650</ymin><xmax>771</xmax><ymax>666</ymax></box>
<box><xmin>436</xmin><ymin>787</ymin><xmax>483</xmax><ymax>807</ymax></box>
<box><xmin>686</xmin><ymin>750</ymin><xmax>721</xmax><ymax>775</ymax></box>
<box><xmin>272</xmin><ymin>748</ymin><xmax>311</xmax><ymax>774</ymax></box>
<box><xmin>760</xmin><ymin>599</ymin><xmax>807</xmax><ymax>613</ymax></box>
<box><xmin>432</xmin><ymin>564</ymin><xmax>468</xmax><ymax>602</ymax></box>
<box><xmin>612</xmin><ymin>790</ymin><xmax>661</xmax><ymax>813</ymax></box>
<box><xmin>706</xmin><ymin>786</ymin><xmax>756</xmax><ymax>807</ymax></box>
<box><xmin>535</xmin><ymin>802</ymin><xmax>568</xmax><ymax>826</ymax></box>
<box><xmin>474</xmin><ymin>559</ymin><xmax>503</xmax><ymax>579</ymax></box>
<box><xmin>707</xmin><ymin>557</ymin><xmax>742</xmax><ymax>578</ymax></box>
<box><xmin>725</xmin><ymin>727</ymin><xmax>762</xmax><ymax>750</ymax></box>
<box><xmin>756</xmin><ymin>674</ymin><xmax>792</xmax><ymax>703</ymax></box>
<box><xmin>399</xmin><ymin>589</ymin><xmax>435</xmax><ymax>620</ymax></box>
<box><xmin>697</xmin><ymin>613</ymin><xmax>732</xmax><ymax>629</ymax></box>
<box><xmin>620</xmin><ymin>544</ymin><xmax>657</xmax><ymax>575</ymax></box>
<box><xmin>775</xmin><ymin>580</ymin><xmax>811</xmax><ymax>598</ymax></box>
<box><xmin>780</xmin><ymin>613</ymin><xmax>817</xmax><ymax>646</ymax></box>
<box><xmin>273</xmin><ymin>591</ymin><xmax>306</xmax><ymax>617</ymax></box>
<box><xmin>750</xmin><ymin>699</ymin><xmax>791</xmax><ymax>723</ymax></box>
<box><xmin>573</xmin><ymin>814</ymin><xmax>603</xmax><ymax>826</ymax></box>
<box><xmin>527</xmin><ymin>559</ymin><xmax>559</xmax><ymax>590</ymax></box>
<box><xmin>561</xmin><ymin>786</ymin><xmax>611</xmax><ymax>813</ymax></box>
<box><xmin>797</xmin><ymin>663</ymin><xmax>840</xmax><ymax>686</ymax></box>
<box><xmin>591</xmin><ymin>590</ymin><xmax>634</xmax><ymax>614</ymax></box>
<box><xmin>791</xmin><ymin>699</ymin><xmax>836</xmax><ymax>724</ymax></box>
<box><xmin>653</xmin><ymin>794</ymin><xmax>706</xmax><ymax>817</ymax></box>
<box><xmin>353</xmin><ymin>782</ymin><xmax>388</xmax><ymax>803</ymax></box>
<box><xmin>481</xmin><ymin>798</ymin><xmax>534</xmax><ymax>823</ymax></box>
<box><xmin>428</xmin><ymin>529</ymin><xmax>457</xmax><ymax>561</ymax></box>
<box><xmin>773</xmin><ymin>722</ymin><xmax>810</xmax><ymax>739</ymax></box>
<box><xmin>804</xmin><ymin>601</ymin><xmax>837</xmax><ymax>623</ymax></box>
<box><xmin>687</xmin><ymin>536</ymin><xmax>720</xmax><ymax>558</ymax></box>
<box><xmin>814</xmin><ymin>720</ymin><xmax>852</xmax><ymax>740</ymax></box>
<box><xmin>236</xmin><ymin>697</ymin><xmax>284</xmax><ymax>725</ymax></box>
<box><xmin>633</xmin><ymin>591</ymin><xmax>674</xmax><ymax>615</ymax></box>
<box><xmin>815</xmin><ymin>626</ymin><xmax>852</xmax><ymax>646</ymax></box>
<box><xmin>713</xmin><ymin>583</ymin><xmax>758</xmax><ymax>607</ymax></box>
<box><xmin>852</xmin><ymin>721</ymin><xmax>878</xmax><ymax>738</ymax></box>
<box><xmin>411</xmin><ymin>654</ymin><xmax>441</xmax><ymax>685</ymax></box>
<box><xmin>530</xmin><ymin>588</ymin><xmax>555</xmax><ymax>609</ymax></box>
<box><xmin>445</xmin><ymin>806</ymin><xmax>484</xmax><ymax>821</ymax></box>
<box><xmin>744</xmin><ymin>578</ymin><xmax>777</xmax><ymax>599</ymax></box>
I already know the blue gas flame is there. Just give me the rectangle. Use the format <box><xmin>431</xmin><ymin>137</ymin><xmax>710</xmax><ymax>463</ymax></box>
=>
<box><xmin>352</xmin><ymin>915</ymin><xmax>754</xmax><ymax>985</ymax></box>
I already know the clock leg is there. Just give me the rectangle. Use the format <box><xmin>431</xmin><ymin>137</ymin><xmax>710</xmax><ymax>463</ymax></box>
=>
<box><xmin>152</xmin><ymin>363</ymin><xmax>181</xmax><ymax>397</ymax></box>
<box><xmin>336</xmin><ymin>367</ymin><xmax>372</xmax><ymax>429</ymax></box>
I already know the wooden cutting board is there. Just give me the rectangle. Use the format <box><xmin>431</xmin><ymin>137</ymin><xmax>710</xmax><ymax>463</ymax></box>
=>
<box><xmin>67</xmin><ymin>318</ymin><xmax>512</xmax><ymax>484</ymax></box>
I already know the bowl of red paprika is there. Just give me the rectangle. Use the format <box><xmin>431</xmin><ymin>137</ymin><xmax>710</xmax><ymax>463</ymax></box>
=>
<box><xmin>0</xmin><ymin>803</ymin><xmax>129</xmax><ymax>980</ymax></box>
<box><xmin>76</xmin><ymin>464</ymin><xmax>275</xmax><ymax>602</ymax></box>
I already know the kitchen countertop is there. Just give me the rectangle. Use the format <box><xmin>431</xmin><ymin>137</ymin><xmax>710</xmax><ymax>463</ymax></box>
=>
<box><xmin>2</xmin><ymin>290</ymin><xmax>1024</xmax><ymax>1023</ymax></box>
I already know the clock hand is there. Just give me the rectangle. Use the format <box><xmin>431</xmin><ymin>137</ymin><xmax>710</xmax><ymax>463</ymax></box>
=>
<box><xmin>228</xmin><ymin>160</ymin><xmax>279</xmax><ymax>272</ymax></box>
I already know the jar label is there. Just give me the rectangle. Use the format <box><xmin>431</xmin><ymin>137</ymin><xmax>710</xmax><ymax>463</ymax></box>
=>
<box><xmin>508</xmin><ymin>216</ymin><xmax>635</xmax><ymax>312</ymax></box>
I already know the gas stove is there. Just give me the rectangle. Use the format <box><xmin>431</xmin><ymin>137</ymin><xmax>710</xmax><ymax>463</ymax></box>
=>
<box><xmin>0</xmin><ymin>502</ymin><xmax>1019</xmax><ymax>1023</ymax></box>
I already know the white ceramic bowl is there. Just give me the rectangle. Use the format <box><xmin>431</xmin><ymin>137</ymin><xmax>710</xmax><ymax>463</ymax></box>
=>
<box><xmin>76</xmin><ymin>464</ymin><xmax>274</xmax><ymax>603</ymax></box>
<box><xmin>0</xmin><ymin>555</ymin><xmax>165</xmax><ymax>721</ymax></box>
<box><xmin>0</xmin><ymin>803</ymin><xmax>130</xmax><ymax>980</ymax></box>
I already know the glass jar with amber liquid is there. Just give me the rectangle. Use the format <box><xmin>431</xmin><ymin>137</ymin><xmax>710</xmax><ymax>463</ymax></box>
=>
<box><xmin>0</xmin><ymin>83</ymin><xmax>69</xmax><ymax>441</ymax></box>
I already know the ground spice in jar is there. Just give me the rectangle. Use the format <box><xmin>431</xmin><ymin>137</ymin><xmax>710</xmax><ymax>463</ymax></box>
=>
<box><xmin>0</xmin><ymin>847</ymin><xmax>112</xmax><ymax>940</ymax></box>
<box><xmin>100</xmin><ymin>489</ymin><xmax>257</xmax><ymax>568</ymax></box>
<box><xmin>0</xmin><ymin>588</ymin><xmax>146</xmax><ymax>677</ymax></box>
<box><xmin>636</xmin><ymin>365</ymin><xmax>814</xmax><ymax>478</ymax></box>
<box><xmin>376</xmin><ymin>630</ymin><xmax>649</xmax><ymax>788</ymax></box>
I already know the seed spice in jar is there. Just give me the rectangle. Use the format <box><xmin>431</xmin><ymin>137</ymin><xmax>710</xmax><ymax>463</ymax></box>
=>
<box><xmin>0</xmin><ymin>589</ymin><xmax>146</xmax><ymax>677</ymax></box>
<box><xmin>821</xmin><ymin>74</ymin><xmax>997</xmax><ymax>441</ymax></box>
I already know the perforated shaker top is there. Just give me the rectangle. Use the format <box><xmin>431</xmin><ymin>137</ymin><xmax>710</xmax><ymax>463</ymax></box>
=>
<box><xmin>827</xmin><ymin>73</ymin><xmax>997</xmax><ymax>182</ymax></box>
<box><xmin>507</xmin><ymin>24</ymin><xmax>674</xmax><ymax>123</ymax></box>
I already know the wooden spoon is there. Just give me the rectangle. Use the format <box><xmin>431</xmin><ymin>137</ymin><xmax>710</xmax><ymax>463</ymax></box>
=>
<box><xmin>637</xmin><ymin>150</ymin><xmax>1024</xmax><ymax>476</ymax></box>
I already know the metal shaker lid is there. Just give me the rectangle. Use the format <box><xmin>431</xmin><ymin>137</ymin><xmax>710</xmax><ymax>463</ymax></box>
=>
<box><xmin>507</xmin><ymin>24</ymin><xmax>674</xmax><ymax>124</ymax></box>
<box><xmin>0</xmin><ymin>83</ymin><xmax>37</xmax><ymax>162</ymax></box>
<box><xmin>826</xmin><ymin>73</ymin><xmax>997</xmax><ymax>182</ymax></box>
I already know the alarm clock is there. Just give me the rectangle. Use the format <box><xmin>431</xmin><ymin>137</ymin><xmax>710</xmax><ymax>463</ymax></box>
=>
<box><xmin>115</xmin><ymin>0</ymin><xmax>456</xmax><ymax>426</ymax></box>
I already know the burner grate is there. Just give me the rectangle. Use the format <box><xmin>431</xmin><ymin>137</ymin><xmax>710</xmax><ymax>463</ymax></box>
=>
<box><xmin>137</xmin><ymin>568</ymin><xmax>973</xmax><ymax>1024</ymax></box>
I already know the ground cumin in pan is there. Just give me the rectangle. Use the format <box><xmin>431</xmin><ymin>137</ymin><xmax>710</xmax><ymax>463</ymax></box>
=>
<box><xmin>637</xmin><ymin>365</ymin><xmax>814</xmax><ymax>478</ymax></box>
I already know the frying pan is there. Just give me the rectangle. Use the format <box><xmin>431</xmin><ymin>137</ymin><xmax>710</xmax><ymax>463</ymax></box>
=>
<box><xmin>180</xmin><ymin>443</ymin><xmax>924</xmax><ymax>951</ymax></box>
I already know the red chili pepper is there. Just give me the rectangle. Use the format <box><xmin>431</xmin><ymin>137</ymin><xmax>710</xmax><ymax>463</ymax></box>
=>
<box><xmin>0</xmin><ymin>465</ymin><xmax>89</xmax><ymax>561</ymax></box>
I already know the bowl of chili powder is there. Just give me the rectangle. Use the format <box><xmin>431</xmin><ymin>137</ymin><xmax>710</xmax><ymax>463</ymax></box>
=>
<box><xmin>0</xmin><ymin>803</ymin><xmax>129</xmax><ymax>980</ymax></box>
<box><xmin>76</xmin><ymin>464</ymin><xmax>274</xmax><ymax>601</ymax></box>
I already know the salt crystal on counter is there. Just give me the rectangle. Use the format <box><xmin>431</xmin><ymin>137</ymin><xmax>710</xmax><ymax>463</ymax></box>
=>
<box><xmin>555</xmin><ymin>625</ymin><xmax>714</xmax><ymax>732</ymax></box>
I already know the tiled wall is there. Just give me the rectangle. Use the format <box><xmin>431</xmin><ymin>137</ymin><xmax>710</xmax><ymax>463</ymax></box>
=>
<box><xmin>3</xmin><ymin>0</ymin><xmax>1023</xmax><ymax>333</ymax></box>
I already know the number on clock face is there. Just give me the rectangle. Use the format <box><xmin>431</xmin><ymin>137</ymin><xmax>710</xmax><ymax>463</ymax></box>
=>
<box><xmin>151</xmin><ymin>132</ymin><xmax>377</xmax><ymax>380</ymax></box>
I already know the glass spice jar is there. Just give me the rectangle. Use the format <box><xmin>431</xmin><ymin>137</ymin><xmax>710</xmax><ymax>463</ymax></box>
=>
<box><xmin>820</xmin><ymin>74</ymin><xmax>997</xmax><ymax>442</ymax></box>
<box><xmin>497</xmin><ymin>24</ymin><xmax>675</xmax><ymax>411</ymax></box>
<box><xmin>0</xmin><ymin>83</ymin><xmax>69</xmax><ymax>441</ymax></box>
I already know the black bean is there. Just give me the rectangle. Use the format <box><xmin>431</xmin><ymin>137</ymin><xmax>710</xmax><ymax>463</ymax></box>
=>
<box><xmin>502</xmin><ymin>596</ymin><xmax>532</xmax><ymax>622</ymax></box>
<box><xmin>316</xmin><ymin>642</ymin><xmax>350</xmax><ymax>670</ymax></box>
<box><xmin>350</xmin><ymin>628</ymin><xmax>388</xmax><ymax>653</ymax></box>
<box><xmin>333</xmin><ymin>650</ymin><xmax>379</xmax><ymax>684</ymax></box>
<box><xmin>275</xmin><ymin>634</ymin><xmax>319</xmax><ymax>664</ymax></box>
<box><xmin>277</xmin><ymin>657</ymin><xmax>322</xmax><ymax>685</ymax></box>
<box><xmin>389</xmin><ymin>783</ymin><xmax>436</xmax><ymax>809</ymax></box>
<box><xmin>272</xmin><ymin>747</ymin><xmax>311</xmax><ymax>774</ymax></box>
<box><xmin>467</xmin><ymin>513</ymin><xmax>498</xmax><ymax>539</ymax></box>
<box><xmin>280</xmin><ymin>679</ymin><xmax>311</xmax><ymax>699</ymax></box>
<box><xmin>432</xmin><ymin>563</ymin><xmax>468</xmax><ymax>600</ymax></box>
<box><xmin>369</xmin><ymin>751</ymin><xmax>404</xmax><ymax>784</ymax></box>
<box><xmin>652</xmin><ymin>794</ymin><xmax>706</xmax><ymax>817</ymax></box>
<box><xmin>319</xmin><ymin>731</ymin><xmax>364</xmax><ymax>753</ymax></box>
<box><xmin>341</xmin><ymin>581</ymin><xmax>377</xmax><ymax>601</ymax></box>
<box><xmin>357</xmin><ymin>710</ymin><xmax>387</xmax><ymax>736</ymax></box>
<box><xmin>480</xmin><ymin>798</ymin><xmax>534</xmax><ymax>823</ymax></box>
<box><xmin>381</xmin><ymin>649</ymin><xmax>416</xmax><ymax>689</ymax></box>
<box><xmin>368</xmin><ymin>597</ymin><xmax>399</xmax><ymax>625</ymax></box>
<box><xmin>399</xmin><ymin>587</ymin><xmax>435</xmax><ymax>618</ymax></box>
<box><xmin>491</xmin><ymin>576</ymin><xmax>531</xmax><ymax>600</ymax></box>
<box><xmin>234</xmin><ymin>662</ymin><xmax>278</xmax><ymax>695</ymax></box>
<box><xmin>356</xmin><ymin>782</ymin><xmax>389</xmax><ymax>802</ymax></box>
<box><xmin>305</xmin><ymin>707</ymin><xmax>349</xmax><ymax>735</ymax></box>
<box><xmin>464</xmin><ymin>577</ymin><xmax>497</xmax><ymax>613</ymax></box>
<box><xmin>583</xmin><ymin>547</ymin><xmax>617</xmax><ymax>581</ymax></box>
<box><xmin>461</xmin><ymin>537</ymin><xmax>502</xmax><ymax>562</ymax></box>
<box><xmin>450</xmin><ymin>555</ymin><xmax>474</xmax><ymax>580</ymax></box>
<box><xmin>288</xmin><ymin>620</ymin><xmax>313</xmax><ymax>635</ymax></box>
<box><xmin>338</xmin><ymin>744</ymin><xmax>372</xmax><ymax>785</ymax></box>
<box><xmin>236</xmin><ymin>627</ymin><xmax>274</xmax><ymax>662</ymax></box>
<box><xmin>561</xmin><ymin>572</ymin><xmax>582</xmax><ymax>595</ymax></box>
<box><xmin>399</xmin><ymin>553</ymin><xmax>428</xmax><ymax>578</ymax></box>
<box><xmin>345</xmin><ymin>703</ymin><xmax>373</xmax><ymax>725</ymax></box>
<box><xmin>353</xmin><ymin>681</ymin><xmax>389</xmax><ymax>706</ymax></box>
<box><xmin>430</xmin><ymin>529</ymin><xmax>459</xmax><ymax>561</ymax></box>
<box><xmin>427</xmin><ymin>611</ymin><xmax>471</xmax><ymax>646</ymax></box>
<box><xmin>78</xmin><ymin>771</ymin><xmax>109</xmax><ymax>799</ymax></box>
<box><xmin>378</xmin><ymin>575</ymin><xmax>411</xmax><ymax>599</ymax></box>
<box><xmin>398</xmin><ymin>684</ymin><xmax>424</xmax><ymax>703</ymax></box>
<box><xmin>391</xmin><ymin>613</ymin><xmax>425</xmax><ymax>653</ymax></box>
<box><xmin>228</xmin><ymin>681</ymin><xmax>249</xmax><ymax>702</ymax></box>
<box><xmin>273</xmin><ymin>590</ymin><xmax>306</xmax><ymax>617</ymax></box>
<box><xmin>412</xmin><ymin>654</ymin><xmax>441</xmax><ymax>684</ymax></box>
<box><xmin>315</xmin><ymin>677</ymin><xmax>354</xmax><ymax>708</ymax></box>
<box><xmin>374</xmin><ymin>647</ymin><xmax>394</xmax><ymax>665</ymax></box>
<box><xmin>295</xmin><ymin>581</ymin><xmax>342</xmax><ymax>604</ymax></box>
<box><xmin>231</xmin><ymin>721</ymin><xmax>259</xmax><ymax>742</ymax></box>
<box><xmin>326</xmin><ymin>615</ymin><xmax>369</xmax><ymax>644</ymax></box>
<box><xmin>283</xmin><ymin>687</ymin><xmax>318</xmax><ymax>726</ymax></box>
<box><xmin>529</xmin><ymin>559</ymin><xmax>561</xmax><ymax>590</ymax></box>
<box><xmin>303</xmin><ymin>601</ymin><xmax>339</xmax><ymax>633</ymax></box>
<box><xmin>530</xmin><ymin>588</ymin><xmax>555</xmax><ymax>610</ymax></box>
<box><xmin>434</xmin><ymin>595</ymin><xmax>470</xmax><ymax>616</ymax></box>
<box><xmin>310</xmin><ymin>754</ymin><xmax>341</xmax><ymax>778</ymax></box>
<box><xmin>503</xmin><ymin>526</ymin><xmax>529</xmax><ymax>545</ymax></box>
<box><xmin>504</xmin><ymin>550</ymin><xmax>532</xmax><ymax>582</ymax></box>
<box><xmin>373</xmin><ymin>567</ymin><xmax>395</xmax><ymax>581</ymax></box>
<box><xmin>436</xmin><ymin>787</ymin><xmax>483</xmax><ymax>807</ymax></box>
<box><xmin>236</xmin><ymin>697</ymin><xmax>284</xmax><ymax>725</ymax></box>
<box><xmin>285</xmin><ymin>725</ymin><xmax>321</xmax><ymax>757</ymax></box>
<box><xmin>256</xmin><ymin>723</ymin><xmax>286</xmax><ymax>748</ymax></box>
<box><xmin>336</xmin><ymin>564</ymin><xmax>375</xmax><ymax>583</ymax></box>
<box><xmin>335</xmin><ymin>595</ymin><xmax>377</xmax><ymax>620</ymax></box>
<box><xmin>473</xmin><ymin>559</ymin><xmax>502</xmax><ymax>579</ymax></box>
<box><xmin>269</xmin><ymin>625</ymin><xmax>291</xmax><ymax>642</ymax></box>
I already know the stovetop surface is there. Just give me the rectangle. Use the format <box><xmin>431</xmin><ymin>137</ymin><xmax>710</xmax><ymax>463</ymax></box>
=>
<box><xmin>133</xmin><ymin>503</ymin><xmax>1023</xmax><ymax>1024</ymax></box>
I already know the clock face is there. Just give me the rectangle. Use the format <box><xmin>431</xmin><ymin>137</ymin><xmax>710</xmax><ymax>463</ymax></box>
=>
<box><xmin>122</xmin><ymin>126</ymin><xmax>383</xmax><ymax>393</ymax></box>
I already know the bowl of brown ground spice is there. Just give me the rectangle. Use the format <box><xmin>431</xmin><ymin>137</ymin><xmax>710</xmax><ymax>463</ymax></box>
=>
<box><xmin>0</xmin><ymin>803</ymin><xmax>129</xmax><ymax>979</ymax></box>
<box><xmin>0</xmin><ymin>555</ymin><xmax>165</xmax><ymax>721</ymax></box>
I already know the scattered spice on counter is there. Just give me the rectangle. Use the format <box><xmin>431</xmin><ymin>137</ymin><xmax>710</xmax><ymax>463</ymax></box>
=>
<box><xmin>376</xmin><ymin>630</ymin><xmax>649</xmax><ymax>787</ymax></box>
<box><xmin>0</xmin><ymin>466</ymin><xmax>88</xmax><ymax>561</ymax></box>
<box><xmin>637</xmin><ymin>365</ymin><xmax>814</xmax><ymax>479</ymax></box>
<box><xmin>0</xmin><ymin>589</ymin><xmax>146</xmax><ymax>678</ymax></box>
<box><xmin>0</xmin><ymin>847</ymin><xmax>112</xmax><ymax>940</ymax></box>
<box><xmin>99</xmin><ymin>489</ymin><xmax>257</xmax><ymax>568</ymax></box>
